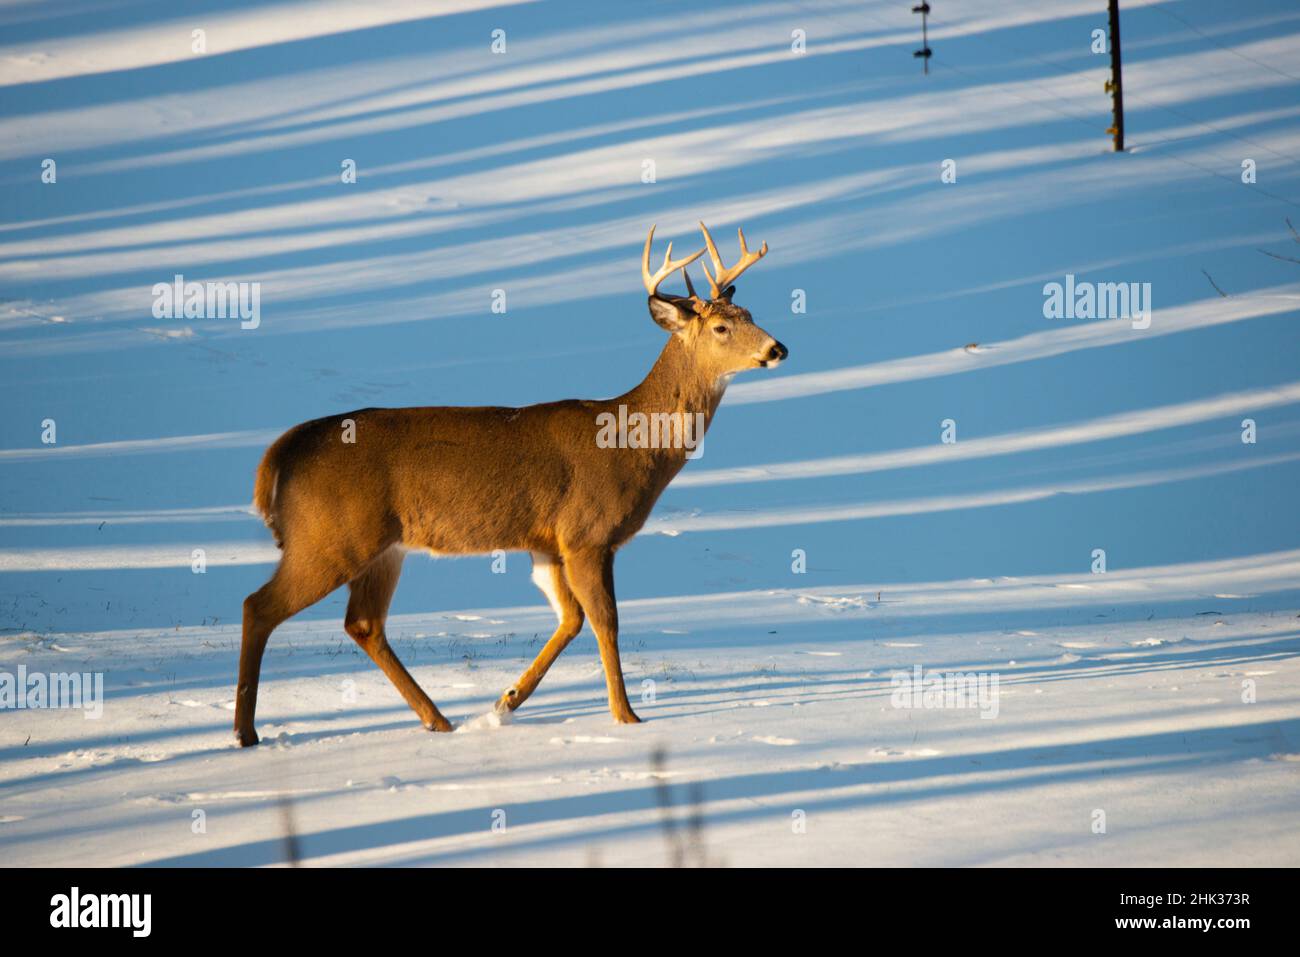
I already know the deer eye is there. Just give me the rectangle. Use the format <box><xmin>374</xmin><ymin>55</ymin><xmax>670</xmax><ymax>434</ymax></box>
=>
<box><xmin>712</xmin><ymin>324</ymin><xmax>728</xmax><ymax>335</ymax></box>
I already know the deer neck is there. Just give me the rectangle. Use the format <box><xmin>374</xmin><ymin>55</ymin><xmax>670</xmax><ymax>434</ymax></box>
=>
<box><xmin>604</xmin><ymin>334</ymin><xmax>729</xmax><ymax>469</ymax></box>
<box><xmin>623</xmin><ymin>333</ymin><xmax>728</xmax><ymax>423</ymax></box>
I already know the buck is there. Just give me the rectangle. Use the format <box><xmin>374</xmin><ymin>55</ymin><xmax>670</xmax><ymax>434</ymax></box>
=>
<box><xmin>234</xmin><ymin>222</ymin><xmax>788</xmax><ymax>746</ymax></box>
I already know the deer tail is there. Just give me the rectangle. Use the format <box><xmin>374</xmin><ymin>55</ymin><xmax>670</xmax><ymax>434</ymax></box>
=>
<box><xmin>252</xmin><ymin>430</ymin><xmax>295</xmax><ymax>547</ymax></box>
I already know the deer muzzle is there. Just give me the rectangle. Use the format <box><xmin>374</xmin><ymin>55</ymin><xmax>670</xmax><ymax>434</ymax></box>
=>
<box><xmin>759</xmin><ymin>340</ymin><xmax>788</xmax><ymax>368</ymax></box>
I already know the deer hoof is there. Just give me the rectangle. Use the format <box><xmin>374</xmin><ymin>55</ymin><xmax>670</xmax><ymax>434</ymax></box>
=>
<box><xmin>614</xmin><ymin>710</ymin><xmax>642</xmax><ymax>725</ymax></box>
<box><xmin>425</xmin><ymin>716</ymin><xmax>455</xmax><ymax>733</ymax></box>
<box><xmin>235</xmin><ymin>728</ymin><xmax>259</xmax><ymax>748</ymax></box>
<box><xmin>494</xmin><ymin>688</ymin><xmax>519</xmax><ymax>715</ymax></box>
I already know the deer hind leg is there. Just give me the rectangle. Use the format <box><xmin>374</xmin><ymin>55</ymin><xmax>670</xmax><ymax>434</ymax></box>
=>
<box><xmin>236</xmin><ymin>549</ymin><xmax>350</xmax><ymax>747</ymax></box>
<box><xmin>345</xmin><ymin>547</ymin><xmax>453</xmax><ymax>733</ymax></box>
<box><xmin>561</xmin><ymin>547</ymin><xmax>640</xmax><ymax>724</ymax></box>
<box><xmin>495</xmin><ymin>552</ymin><xmax>585</xmax><ymax>715</ymax></box>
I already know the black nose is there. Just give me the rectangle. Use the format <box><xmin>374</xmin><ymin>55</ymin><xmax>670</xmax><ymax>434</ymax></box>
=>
<box><xmin>767</xmin><ymin>341</ymin><xmax>788</xmax><ymax>362</ymax></box>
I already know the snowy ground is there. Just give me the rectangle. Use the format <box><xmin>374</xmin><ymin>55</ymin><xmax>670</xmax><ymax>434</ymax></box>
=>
<box><xmin>3</xmin><ymin>0</ymin><xmax>1300</xmax><ymax>866</ymax></box>
<box><xmin>3</xmin><ymin>555</ymin><xmax>1299</xmax><ymax>866</ymax></box>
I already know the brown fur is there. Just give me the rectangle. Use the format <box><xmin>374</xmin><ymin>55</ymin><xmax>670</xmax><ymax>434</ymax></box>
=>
<box><xmin>233</xmin><ymin>270</ymin><xmax>786</xmax><ymax>746</ymax></box>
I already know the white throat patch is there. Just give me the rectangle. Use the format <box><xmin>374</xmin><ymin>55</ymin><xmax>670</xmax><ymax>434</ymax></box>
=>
<box><xmin>713</xmin><ymin>372</ymin><xmax>735</xmax><ymax>401</ymax></box>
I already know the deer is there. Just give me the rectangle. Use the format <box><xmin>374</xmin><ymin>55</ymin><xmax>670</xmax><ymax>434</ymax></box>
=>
<box><xmin>233</xmin><ymin>222</ymin><xmax>788</xmax><ymax>746</ymax></box>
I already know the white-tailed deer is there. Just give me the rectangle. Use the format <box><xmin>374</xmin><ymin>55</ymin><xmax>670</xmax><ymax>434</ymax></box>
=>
<box><xmin>234</xmin><ymin>222</ymin><xmax>787</xmax><ymax>746</ymax></box>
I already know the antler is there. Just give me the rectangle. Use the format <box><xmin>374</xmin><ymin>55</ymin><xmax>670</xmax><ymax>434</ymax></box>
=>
<box><xmin>698</xmin><ymin>222</ymin><xmax>768</xmax><ymax>299</ymax></box>
<box><xmin>642</xmin><ymin>224</ymin><xmax>705</xmax><ymax>297</ymax></box>
<box><xmin>680</xmin><ymin>265</ymin><xmax>699</xmax><ymax>299</ymax></box>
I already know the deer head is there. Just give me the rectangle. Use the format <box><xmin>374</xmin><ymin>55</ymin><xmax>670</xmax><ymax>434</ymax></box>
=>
<box><xmin>642</xmin><ymin>222</ymin><xmax>788</xmax><ymax>379</ymax></box>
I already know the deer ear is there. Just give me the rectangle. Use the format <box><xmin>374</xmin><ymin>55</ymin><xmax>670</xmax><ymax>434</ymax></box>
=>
<box><xmin>647</xmin><ymin>295</ymin><xmax>695</xmax><ymax>333</ymax></box>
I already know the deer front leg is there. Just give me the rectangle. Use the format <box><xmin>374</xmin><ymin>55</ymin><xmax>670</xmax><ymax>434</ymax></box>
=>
<box><xmin>496</xmin><ymin>553</ymin><xmax>585</xmax><ymax>715</ymax></box>
<box><xmin>562</xmin><ymin>547</ymin><xmax>641</xmax><ymax>724</ymax></box>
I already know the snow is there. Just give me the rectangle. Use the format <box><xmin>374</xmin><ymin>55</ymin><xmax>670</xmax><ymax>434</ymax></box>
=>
<box><xmin>3</xmin><ymin>572</ymin><xmax>1298</xmax><ymax>866</ymax></box>
<box><xmin>2</xmin><ymin>0</ymin><xmax>1299</xmax><ymax>866</ymax></box>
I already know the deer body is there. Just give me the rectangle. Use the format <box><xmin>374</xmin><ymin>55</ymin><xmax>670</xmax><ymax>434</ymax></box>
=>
<box><xmin>234</xmin><ymin>223</ymin><xmax>786</xmax><ymax>746</ymax></box>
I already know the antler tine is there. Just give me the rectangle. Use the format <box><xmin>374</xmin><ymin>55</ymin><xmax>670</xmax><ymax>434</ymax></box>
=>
<box><xmin>698</xmin><ymin>221</ymin><xmax>726</xmax><ymax>297</ymax></box>
<box><xmin>642</xmin><ymin>224</ymin><xmax>705</xmax><ymax>297</ymax></box>
<box><xmin>680</xmin><ymin>265</ymin><xmax>698</xmax><ymax>299</ymax></box>
<box><xmin>698</xmin><ymin>221</ymin><xmax>768</xmax><ymax>298</ymax></box>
